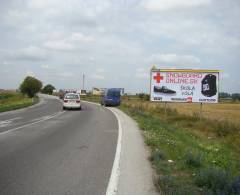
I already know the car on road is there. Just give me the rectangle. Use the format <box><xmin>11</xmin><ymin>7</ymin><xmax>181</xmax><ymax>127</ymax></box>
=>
<box><xmin>101</xmin><ymin>88</ymin><xmax>121</xmax><ymax>106</ymax></box>
<box><xmin>63</xmin><ymin>93</ymin><xmax>81</xmax><ymax>110</ymax></box>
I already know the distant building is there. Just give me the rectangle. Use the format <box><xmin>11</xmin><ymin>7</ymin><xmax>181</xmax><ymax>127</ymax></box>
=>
<box><xmin>92</xmin><ymin>87</ymin><xmax>105</xmax><ymax>95</ymax></box>
<box><xmin>80</xmin><ymin>90</ymin><xmax>87</xmax><ymax>95</ymax></box>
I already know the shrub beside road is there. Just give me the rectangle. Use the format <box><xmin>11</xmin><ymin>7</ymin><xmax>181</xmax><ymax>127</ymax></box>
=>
<box><xmin>0</xmin><ymin>76</ymin><xmax>56</xmax><ymax>113</ymax></box>
<box><xmin>0</xmin><ymin>92</ymin><xmax>38</xmax><ymax>113</ymax></box>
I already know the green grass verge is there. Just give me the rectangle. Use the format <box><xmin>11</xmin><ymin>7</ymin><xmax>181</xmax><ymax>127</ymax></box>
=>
<box><xmin>0</xmin><ymin>92</ymin><xmax>39</xmax><ymax>113</ymax></box>
<box><xmin>119</xmin><ymin>103</ymin><xmax>240</xmax><ymax>194</ymax></box>
<box><xmin>80</xmin><ymin>95</ymin><xmax>101</xmax><ymax>103</ymax></box>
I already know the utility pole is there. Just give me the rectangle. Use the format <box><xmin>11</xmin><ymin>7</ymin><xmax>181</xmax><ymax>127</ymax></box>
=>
<box><xmin>82</xmin><ymin>74</ymin><xmax>85</xmax><ymax>90</ymax></box>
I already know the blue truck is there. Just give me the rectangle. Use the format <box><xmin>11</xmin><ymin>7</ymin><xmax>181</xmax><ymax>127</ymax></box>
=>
<box><xmin>101</xmin><ymin>88</ymin><xmax>121</xmax><ymax>106</ymax></box>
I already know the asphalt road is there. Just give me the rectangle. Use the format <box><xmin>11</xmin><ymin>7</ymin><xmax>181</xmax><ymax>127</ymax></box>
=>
<box><xmin>0</xmin><ymin>95</ymin><xmax>118</xmax><ymax>195</ymax></box>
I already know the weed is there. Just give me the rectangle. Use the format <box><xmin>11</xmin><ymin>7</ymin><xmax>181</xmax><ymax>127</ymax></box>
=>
<box><xmin>195</xmin><ymin>166</ymin><xmax>232</xmax><ymax>193</ymax></box>
<box><xmin>215</xmin><ymin>120</ymin><xmax>239</xmax><ymax>136</ymax></box>
<box><xmin>150</xmin><ymin>150</ymin><xmax>166</xmax><ymax>162</ymax></box>
<box><xmin>0</xmin><ymin>92</ymin><xmax>39</xmax><ymax>112</ymax></box>
<box><xmin>231</xmin><ymin>176</ymin><xmax>240</xmax><ymax>194</ymax></box>
<box><xmin>185</xmin><ymin>151</ymin><xmax>203</xmax><ymax>168</ymax></box>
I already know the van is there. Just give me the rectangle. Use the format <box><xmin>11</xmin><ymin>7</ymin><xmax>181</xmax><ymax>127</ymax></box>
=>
<box><xmin>101</xmin><ymin>88</ymin><xmax>121</xmax><ymax>106</ymax></box>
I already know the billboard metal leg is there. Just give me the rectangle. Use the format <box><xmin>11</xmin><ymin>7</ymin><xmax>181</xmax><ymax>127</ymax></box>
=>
<box><xmin>164</xmin><ymin>102</ymin><xmax>167</xmax><ymax>117</ymax></box>
<box><xmin>200</xmin><ymin>103</ymin><xmax>203</xmax><ymax>120</ymax></box>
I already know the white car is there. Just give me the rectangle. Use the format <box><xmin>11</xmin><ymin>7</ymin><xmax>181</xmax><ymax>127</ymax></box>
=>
<box><xmin>63</xmin><ymin>93</ymin><xmax>81</xmax><ymax>110</ymax></box>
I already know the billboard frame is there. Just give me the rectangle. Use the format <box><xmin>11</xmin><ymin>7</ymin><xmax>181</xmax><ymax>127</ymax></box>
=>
<box><xmin>150</xmin><ymin>68</ymin><xmax>220</xmax><ymax>117</ymax></box>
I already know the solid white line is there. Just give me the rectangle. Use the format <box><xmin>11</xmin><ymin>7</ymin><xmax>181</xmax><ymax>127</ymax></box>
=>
<box><xmin>82</xmin><ymin>101</ymin><xmax>122</xmax><ymax>195</ymax></box>
<box><xmin>105</xmin><ymin>108</ymin><xmax>122</xmax><ymax>195</ymax></box>
<box><xmin>0</xmin><ymin>111</ymin><xmax>65</xmax><ymax>136</ymax></box>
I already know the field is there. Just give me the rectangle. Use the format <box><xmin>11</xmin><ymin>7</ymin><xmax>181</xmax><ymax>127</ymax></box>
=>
<box><xmin>146</xmin><ymin>101</ymin><xmax>240</xmax><ymax>126</ymax></box>
<box><xmin>0</xmin><ymin>92</ymin><xmax>38</xmax><ymax>112</ymax></box>
<box><xmin>120</xmin><ymin>99</ymin><xmax>240</xmax><ymax>194</ymax></box>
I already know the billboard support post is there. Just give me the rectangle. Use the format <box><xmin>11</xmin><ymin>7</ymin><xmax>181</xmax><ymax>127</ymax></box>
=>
<box><xmin>164</xmin><ymin>102</ymin><xmax>167</xmax><ymax>116</ymax></box>
<box><xmin>200</xmin><ymin>103</ymin><xmax>203</xmax><ymax>120</ymax></box>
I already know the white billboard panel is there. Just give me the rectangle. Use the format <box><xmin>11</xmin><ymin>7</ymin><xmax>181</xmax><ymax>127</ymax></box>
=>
<box><xmin>150</xmin><ymin>69</ymin><xmax>219</xmax><ymax>103</ymax></box>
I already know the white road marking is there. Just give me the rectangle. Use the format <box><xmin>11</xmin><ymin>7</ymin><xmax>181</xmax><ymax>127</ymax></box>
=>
<box><xmin>0</xmin><ymin>111</ymin><xmax>65</xmax><ymax>135</ymax></box>
<box><xmin>0</xmin><ymin>117</ymin><xmax>22</xmax><ymax>127</ymax></box>
<box><xmin>82</xmin><ymin>101</ymin><xmax>122</xmax><ymax>195</ymax></box>
<box><xmin>105</xmin><ymin>108</ymin><xmax>122</xmax><ymax>195</ymax></box>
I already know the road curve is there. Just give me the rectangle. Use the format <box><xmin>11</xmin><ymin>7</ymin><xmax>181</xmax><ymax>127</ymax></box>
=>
<box><xmin>0</xmin><ymin>95</ymin><xmax>118</xmax><ymax>195</ymax></box>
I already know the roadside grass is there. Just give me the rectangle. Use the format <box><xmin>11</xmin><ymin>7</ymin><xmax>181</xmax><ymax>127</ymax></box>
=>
<box><xmin>120</xmin><ymin>102</ymin><xmax>240</xmax><ymax>194</ymax></box>
<box><xmin>0</xmin><ymin>92</ymin><xmax>38</xmax><ymax>112</ymax></box>
<box><xmin>80</xmin><ymin>95</ymin><xmax>101</xmax><ymax>103</ymax></box>
<box><xmin>123</xmin><ymin>100</ymin><xmax>240</xmax><ymax>126</ymax></box>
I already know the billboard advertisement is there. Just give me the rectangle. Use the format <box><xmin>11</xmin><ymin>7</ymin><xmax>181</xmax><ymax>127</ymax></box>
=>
<box><xmin>150</xmin><ymin>69</ymin><xmax>219</xmax><ymax>103</ymax></box>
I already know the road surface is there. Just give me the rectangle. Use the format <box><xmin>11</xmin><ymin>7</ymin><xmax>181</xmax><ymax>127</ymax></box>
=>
<box><xmin>0</xmin><ymin>95</ymin><xmax>118</xmax><ymax>195</ymax></box>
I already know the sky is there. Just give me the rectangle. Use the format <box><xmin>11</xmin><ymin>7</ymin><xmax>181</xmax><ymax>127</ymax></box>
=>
<box><xmin>0</xmin><ymin>0</ymin><xmax>240</xmax><ymax>93</ymax></box>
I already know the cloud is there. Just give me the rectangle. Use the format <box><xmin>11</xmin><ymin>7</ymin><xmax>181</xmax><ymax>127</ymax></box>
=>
<box><xmin>43</xmin><ymin>32</ymin><xmax>95</xmax><ymax>51</ymax></box>
<box><xmin>41</xmin><ymin>64</ymin><xmax>50</xmax><ymax>69</ymax></box>
<box><xmin>135</xmin><ymin>68</ymin><xmax>149</xmax><ymax>79</ymax></box>
<box><xmin>96</xmin><ymin>68</ymin><xmax>105</xmax><ymax>73</ymax></box>
<box><xmin>58</xmin><ymin>72</ymin><xmax>75</xmax><ymax>78</ymax></box>
<box><xmin>25</xmin><ymin>70</ymin><xmax>35</xmax><ymax>77</ymax></box>
<box><xmin>91</xmin><ymin>73</ymin><xmax>105</xmax><ymax>80</ymax></box>
<box><xmin>7</xmin><ymin>46</ymin><xmax>48</xmax><ymax>61</ymax></box>
<box><xmin>69</xmin><ymin>33</ymin><xmax>95</xmax><ymax>43</ymax></box>
<box><xmin>149</xmin><ymin>53</ymin><xmax>201</xmax><ymax>66</ymax></box>
<box><xmin>142</xmin><ymin>0</ymin><xmax>211</xmax><ymax>11</ymax></box>
<box><xmin>0</xmin><ymin>0</ymin><xmax>239</xmax><ymax>93</ymax></box>
<box><xmin>44</xmin><ymin>40</ymin><xmax>75</xmax><ymax>51</ymax></box>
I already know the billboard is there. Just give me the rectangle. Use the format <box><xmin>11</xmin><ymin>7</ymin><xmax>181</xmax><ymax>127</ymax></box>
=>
<box><xmin>150</xmin><ymin>69</ymin><xmax>219</xmax><ymax>103</ymax></box>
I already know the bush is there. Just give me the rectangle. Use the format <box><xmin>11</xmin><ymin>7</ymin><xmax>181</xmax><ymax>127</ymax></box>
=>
<box><xmin>195</xmin><ymin>167</ymin><xmax>232</xmax><ymax>193</ymax></box>
<box><xmin>231</xmin><ymin>176</ymin><xmax>240</xmax><ymax>194</ymax></box>
<box><xmin>150</xmin><ymin>150</ymin><xmax>165</xmax><ymax>162</ymax></box>
<box><xmin>0</xmin><ymin>93</ymin><xmax>15</xmax><ymax>100</ymax></box>
<box><xmin>42</xmin><ymin>84</ymin><xmax>55</xmax><ymax>95</ymax></box>
<box><xmin>20</xmin><ymin>76</ymin><xmax>42</xmax><ymax>98</ymax></box>
<box><xmin>185</xmin><ymin>151</ymin><xmax>203</xmax><ymax>167</ymax></box>
<box><xmin>216</xmin><ymin>120</ymin><xmax>239</xmax><ymax>137</ymax></box>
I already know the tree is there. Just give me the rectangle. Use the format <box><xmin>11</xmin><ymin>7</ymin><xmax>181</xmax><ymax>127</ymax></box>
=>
<box><xmin>20</xmin><ymin>76</ymin><xmax>42</xmax><ymax>98</ymax></box>
<box><xmin>232</xmin><ymin>93</ymin><xmax>240</xmax><ymax>101</ymax></box>
<box><xmin>219</xmin><ymin>92</ymin><xmax>231</xmax><ymax>98</ymax></box>
<box><xmin>42</xmin><ymin>84</ymin><xmax>55</xmax><ymax>95</ymax></box>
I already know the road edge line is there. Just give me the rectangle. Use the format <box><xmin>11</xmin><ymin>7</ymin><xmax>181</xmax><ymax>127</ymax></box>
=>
<box><xmin>82</xmin><ymin>101</ymin><xmax>122</xmax><ymax>195</ymax></box>
<box><xmin>105</xmin><ymin>108</ymin><xmax>122</xmax><ymax>195</ymax></box>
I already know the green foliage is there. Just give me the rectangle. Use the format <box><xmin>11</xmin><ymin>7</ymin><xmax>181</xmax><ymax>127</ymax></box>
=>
<box><xmin>232</xmin><ymin>93</ymin><xmax>240</xmax><ymax>101</ymax></box>
<box><xmin>120</xmin><ymin>103</ymin><xmax>240</xmax><ymax>194</ymax></box>
<box><xmin>219</xmin><ymin>92</ymin><xmax>231</xmax><ymax>98</ymax></box>
<box><xmin>20</xmin><ymin>76</ymin><xmax>42</xmax><ymax>98</ymax></box>
<box><xmin>0</xmin><ymin>93</ymin><xmax>15</xmax><ymax>100</ymax></box>
<box><xmin>0</xmin><ymin>92</ymin><xmax>38</xmax><ymax>112</ymax></box>
<box><xmin>137</xmin><ymin>93</ymin><xmax>150</xmax><ymax>101</ymax></box>
<box><xmin>42</xmin><ymin>84</ymin><xmax>55</xmax><ymax>95</ymax></box>
<box><xmin>156</xmin><ymin>175</ymin><xmax>196</xmax><ymax>195</ymax></box>
<box><xmin>150</xmin><ymin>150</ymin><xmax>166</xmax><ymax>162</ymax></box>
<box><xmin>195</xmin><ymin>167</ymin><xmax>232</xmax><ymax>194</ymax></box>
<box><xmin>216</xmin><ymin>120</ymin><xmax>239</xmax><ymax>136</ymax></box>
<box><xmin>184</xmin><ymin>151</ymin><xmax>203</xmax><ymax>168</ymax></box>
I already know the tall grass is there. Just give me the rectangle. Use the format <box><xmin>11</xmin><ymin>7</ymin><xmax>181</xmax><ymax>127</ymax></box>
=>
<box><xmin>0</xmin><ymin>92</ymin><xmax>38</xmax><ymax>112</ymax></box>
<box><xmin>120</xmin><ymin>102</ymin><xmax>240</xmax><ymax>194</ymax></box>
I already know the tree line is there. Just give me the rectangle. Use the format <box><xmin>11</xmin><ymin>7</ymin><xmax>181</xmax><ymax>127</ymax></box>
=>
<box><xmin>20</xmin><ymin>76</ymin><xmax>55</xmax><ymax>98</ymax></box>
<box><xmin>219</xmin><ymin>92</ymin><xmax>240</xmax><ymax>101</ymax></box>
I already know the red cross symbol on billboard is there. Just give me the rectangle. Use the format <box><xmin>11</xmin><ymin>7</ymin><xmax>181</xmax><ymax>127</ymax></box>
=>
<box><xmin>153</xmin><ymin>73</ymin><xmax>164</xmax><ymax>83</ymax></box>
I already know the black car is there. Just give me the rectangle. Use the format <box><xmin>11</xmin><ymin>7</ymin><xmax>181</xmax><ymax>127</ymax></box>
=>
<box><xmin>154</xmin><ymin>86</ymin><xmax>176</xmax><ymax>94</ymax></box>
